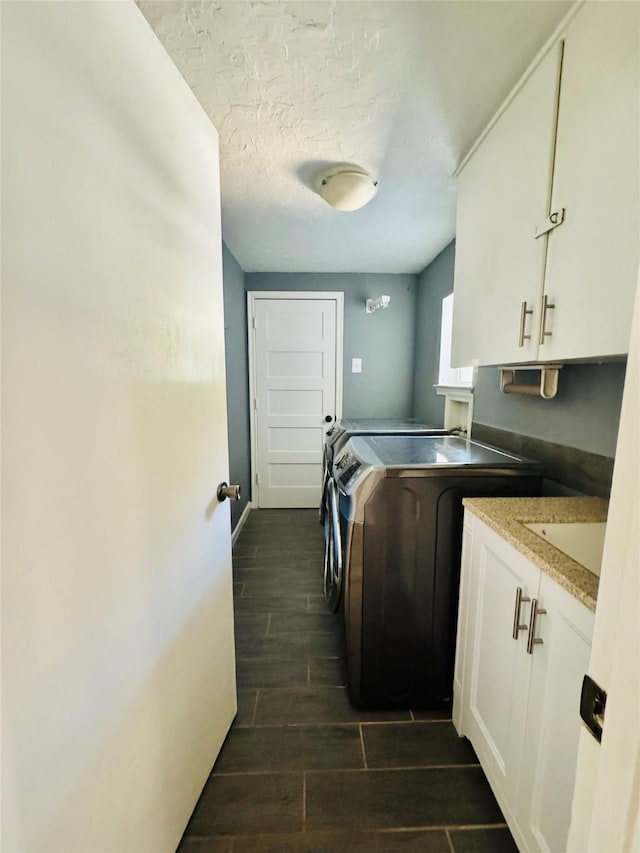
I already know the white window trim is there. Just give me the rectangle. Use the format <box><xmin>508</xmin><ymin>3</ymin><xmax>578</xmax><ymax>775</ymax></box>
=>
<box><xmin>438</xmin><ymin>293</ymin><xmax>474</xmax><ymax>389</ymax></box>
<box><xmin>436</xmin><ymin>293</ymin><xmax>475</xmax><ymax>434</ymax></box>
<box><xmin>435</xmin><ymin>384</ymin><xmax>474</xmax><ymax>435</ymax></box>
<box><xmin>434</xmin><ymin>384</ymin><xmax>474</xmax><ymax>402</ymax></box>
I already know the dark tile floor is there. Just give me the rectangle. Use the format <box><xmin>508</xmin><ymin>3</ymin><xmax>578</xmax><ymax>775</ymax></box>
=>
<box><xmin>179</xmin><ymin>509</ymin><xmax>517</xmax><ymax>853</ymax></box>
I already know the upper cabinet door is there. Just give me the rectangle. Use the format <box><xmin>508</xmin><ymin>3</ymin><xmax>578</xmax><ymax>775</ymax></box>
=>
<box><xmin>539</xmin><ymin>2</ymin><xmax>639</xmax><ymax>361</ymax></box>
<box><xmin>451</xmin><ymin>44</ymin><xmax>562</xmax><ymax>368</ymax></box>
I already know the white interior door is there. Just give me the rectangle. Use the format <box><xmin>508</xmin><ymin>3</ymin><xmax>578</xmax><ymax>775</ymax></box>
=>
<box><xmin>250</xmin><ymin>293</ymin><xmax>343</xmax><ymax>508</ymax></box>
<box><xmin>568</xmin><ymin>270</ymin><xmax>640</xmax><ymax>852</ymax></box>
<box><xmin>1</xmin><ymin>5</ymin><xmax>236</xmax><ymax>851</ymax></box>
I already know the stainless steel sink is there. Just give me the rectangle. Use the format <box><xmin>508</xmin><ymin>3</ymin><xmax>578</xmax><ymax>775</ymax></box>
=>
<box><xmin>524</xmin><ymin>522</ymin><xmax>606</xmax><ymax>577</ymax></box>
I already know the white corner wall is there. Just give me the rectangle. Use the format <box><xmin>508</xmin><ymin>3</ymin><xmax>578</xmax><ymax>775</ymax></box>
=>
<box><xmin>1</xmin><ymin>3</ymin><xmax>236</xmax><ymax>850</ymax></box>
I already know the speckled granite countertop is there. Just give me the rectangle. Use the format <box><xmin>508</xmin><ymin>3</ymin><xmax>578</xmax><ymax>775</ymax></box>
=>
<box><xmin>462</xmin><ymin>497</ymin><xmax>609</xmax><ymax>612</ymax></box>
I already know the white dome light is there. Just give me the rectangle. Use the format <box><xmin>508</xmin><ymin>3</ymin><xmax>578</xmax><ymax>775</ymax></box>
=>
<box><xmin>318</xmin><ymin>166</ymin><xmax>378</xmax><ymax>212</ymax></box>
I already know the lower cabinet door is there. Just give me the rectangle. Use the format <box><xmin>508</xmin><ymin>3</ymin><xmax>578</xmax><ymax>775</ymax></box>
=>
<box><xmin>516</xmin><ymin>573</ymin><xmax>595</xmax><ymax>853</ymax></box>
<box><xmin>463</xmin><ymin>523</ymin><xmax>539</xmax><ymax>823</ymax></box>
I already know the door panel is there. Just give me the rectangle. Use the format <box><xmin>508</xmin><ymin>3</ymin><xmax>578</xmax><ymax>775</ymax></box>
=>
<box><xmin>269</xmin><ymin>388</ymin><xmax>324</xmax><ymax>414</ymax></box>
<box><xmin>253</xmin><ymin>296</ymin><xmax>340</xmax><ymax>508</ymax></box>
<box><xmin>518</xmin><ymin>574</ymin><xmax>594</xmax><ymax>853</ymax></box>
<box><xmin>268</xmin><ymin>350</ymin><xmax>324</xmax><ymax>377</ymax></box>
<box><xmin>464</xmin><ymin>526</ymin><xmax>538</xmax><ymax>821</ymax></box>
<box><xmin>268</xmin><ymin>427</ymin><xmax>324</xmax><ymax>453</ymax></box>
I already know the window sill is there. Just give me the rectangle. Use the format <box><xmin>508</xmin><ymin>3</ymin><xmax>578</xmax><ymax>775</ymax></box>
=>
<box><xmin>434</xmin><ymin>385</ymin><xmax>474</xmax><ymax>434</ymax></box>
<box><xmin>434</xmin><ymin>385</ymin><xmax>474</xmax><ymax>400</ymax></box>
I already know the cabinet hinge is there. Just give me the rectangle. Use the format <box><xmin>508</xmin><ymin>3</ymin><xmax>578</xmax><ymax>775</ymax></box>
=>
<box><xmin>255</xmin><ymin>473</ymin><xmax>260</xmax><ymax>486</ymax></box>
<box><xmin>534</xmin><ymin>208</ymin><xmax>566</xmax><ymax>238</ymax></box>
<box><xmin>254</xmin><ymin>397</ymin><xmax>258</xmax><ymax>410</ymax></box>
<box><xmin>252</xmin><ymin>315</ymin><xmax>257</xmax><ymax>330</ymax></box>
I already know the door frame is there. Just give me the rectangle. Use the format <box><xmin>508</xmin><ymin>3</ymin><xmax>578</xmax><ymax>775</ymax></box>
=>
<box><xmin>247</xmin><ymin>291</ymin><xmax>344</xmax><ymax>509</ymax></box>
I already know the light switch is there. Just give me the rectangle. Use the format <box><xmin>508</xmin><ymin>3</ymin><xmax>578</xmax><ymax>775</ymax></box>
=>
<box><xmin>351</xmin><ymin>358</ymin><xmax>362</xmax><ymax>373</ymax></box>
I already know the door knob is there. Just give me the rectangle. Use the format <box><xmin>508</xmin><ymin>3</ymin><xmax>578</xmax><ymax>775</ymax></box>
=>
<box><xmin>217</xmin><ymin>482</ymin><xmax>241</xmax><ymax>502</ymax></box>
<box><xmin>324</xmin><ymin>415</ymin><xmax>334</xmax><ymax>423</ymax></box>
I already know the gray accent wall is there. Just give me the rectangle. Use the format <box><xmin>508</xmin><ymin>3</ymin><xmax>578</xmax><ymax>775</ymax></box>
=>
<box><xmin>473</xmin><ymin>362</ymin><xmax>626</xmax><ymax>458</ymax></box>
<box><xmin>245</xmin><ymin>273</ymin><xmax>418</xmax><ymax>418</ymax></box>
<box><xmin>412</xmin><ymin>241</ymin><xmax>455</xmax><ymax>426</ymax></box>
<box><xmin>412</xmin><ymin>242</ymin><xmax>626</xmax><ymax>459</ymax></box>
<box><xmin>222</xmin><ymin>243</ymin><xmax>251</xmax><ymax>527</ymax></box>
<box><xmin>225</xmin><ymin>241</ymin><xmax>626</xmax><ymax>519</ymax></box>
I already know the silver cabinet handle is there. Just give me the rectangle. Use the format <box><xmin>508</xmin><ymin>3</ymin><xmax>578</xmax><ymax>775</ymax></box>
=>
<box><xmin>217</xmin><ymin>482</ymin><xmax>241</xmax><ymax>502</ymax></box>
<box><xmin>518</xmin><ymin>301</ymin><xmax>534</xmax><ymax>348</ymax></box>
<box><xmin>526</xmin><ymin>598</ymin><xmax>547</xmax><ymax>654</ymax></box>
<box><xmin>512</xmin><ymin>586</ymin><xmax>531</xmax><ymax>639</ymax></box>
<box><xmin>539</xmin><ymin>294</ymin><xmax>555</xmax><ymax>345</ymax></box>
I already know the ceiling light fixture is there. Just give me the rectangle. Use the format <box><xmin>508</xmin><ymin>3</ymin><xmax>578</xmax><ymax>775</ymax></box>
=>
<box><xmin>317</xmin><ymin>165</ymin><xmax>378</xmax><ymax>212</ymax></box>
<box><xmin>365</xmin><ymin>295</ymin><xmax>391</xmax><ymax>314</ymax></box>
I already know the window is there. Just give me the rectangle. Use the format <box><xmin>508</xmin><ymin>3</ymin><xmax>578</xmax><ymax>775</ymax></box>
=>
<box><xmin>438</xmin><ymin>293</ymin><xmax>474</xmax><ymax>387</ymax></box>
<box><xmin>436</xmin><ymin>293</ymin><xmax>474</xmax><ymax>433</ymax></box>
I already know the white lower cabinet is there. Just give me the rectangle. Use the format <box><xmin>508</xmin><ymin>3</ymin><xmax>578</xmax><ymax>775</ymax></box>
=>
<box><xmin>453</xmin><ymin>512</ymin><xmax>594</xmax><ymax>853</ymax></box>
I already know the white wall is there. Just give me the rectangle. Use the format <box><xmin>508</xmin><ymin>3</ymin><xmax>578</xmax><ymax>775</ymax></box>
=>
<box><xmin>1</xmin><ymin>3</ymin><xmax>236</xmax><ymax>850</ymax></box>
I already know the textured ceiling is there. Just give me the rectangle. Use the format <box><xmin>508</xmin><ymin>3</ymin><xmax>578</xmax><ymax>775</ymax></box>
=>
<box><xmin>137</xmin><ymin>1</ymin><xmax>573</xmax><ymax>273</ymax></box>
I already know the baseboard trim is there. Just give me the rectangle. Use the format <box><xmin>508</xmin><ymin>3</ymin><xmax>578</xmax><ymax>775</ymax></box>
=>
<box><xmin>231</xmin><ymin>503</ymin><xmax>253</xmax><ymax>545</ymax></box>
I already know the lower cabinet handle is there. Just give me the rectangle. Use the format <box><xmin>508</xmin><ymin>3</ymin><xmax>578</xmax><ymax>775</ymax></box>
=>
<box><xmin>512</xmin><ymin>587</ymin><xmax>531</xmax><ymax>639</ymax></box>
<box><xmin>526</xmin><ymin>599</ymin><xmax>547</xmax><ymax>654</ymax></box>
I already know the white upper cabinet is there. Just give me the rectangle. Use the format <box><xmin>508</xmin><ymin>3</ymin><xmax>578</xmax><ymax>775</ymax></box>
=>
<box><xmin>540</xmin><ymin>1</ymin><xmax>640</xmax><ymax>361</ymax></box>
<box><xmin>452</xmin><ymin>1</ymin><xmax>639</xmax><ymax>367</ymax></box>
<box><xmin>452</xmin><ymin>45</ymin><xmax>561</xmax><ymax>368</ymax></box>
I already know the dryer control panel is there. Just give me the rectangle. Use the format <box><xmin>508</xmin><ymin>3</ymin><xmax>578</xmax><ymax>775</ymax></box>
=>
<box><xmin>333</xmin><ymin>439</ymin><xmax>382</xmax><ymax>494</ymax></box>
<box><xmin>334</xmin><ymin>449</ymin><xmax>362</xmax><ymax>489</ymax></box>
